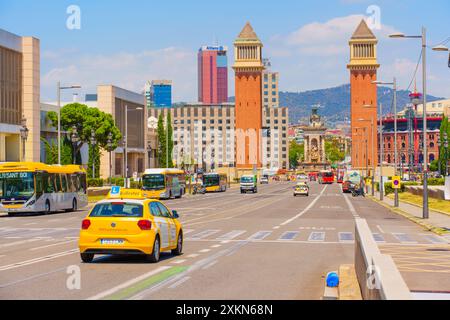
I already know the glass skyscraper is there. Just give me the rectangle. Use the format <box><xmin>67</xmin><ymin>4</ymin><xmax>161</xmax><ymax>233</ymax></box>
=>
<box><xmin>145</xmin><ymin>80</ymin><xmax>172</xmax><ymax>108</ymax></box>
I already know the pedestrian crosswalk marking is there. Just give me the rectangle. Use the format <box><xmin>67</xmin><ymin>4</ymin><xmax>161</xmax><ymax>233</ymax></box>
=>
<box><xmin>392</xmin><ymin>233</ymin><xmax>417</xmax><ymax>244</ymax></box>
<box><xmin>308</xmin><ymin>232</ymin><xmax>325</xmax><ymax>242</ymax></box>
<box><xmin>338</xmin><ymin>232</ymin><xmax>354</xmax><ymax>242</ymax></box>
<box><xmin>279</xmin><ymin>231</ymin><xmax>300</xmax><ymax>240</ymax></box>
<box><xmin>372</xmin><ymin>233</ymin><xmax>385</xmax><ymax>243</ymax></box>
<box><xmin>248</xmin><ymin>231</ymin><xmax>272</xmax><ymax>240</ymax></box>
<box><xmin>216</xmin><ymin>230</ymin><xmax>246</xmax><ymax>240</ymax></box>
<box><xmin>187</xmin><ymin>229</ymin><xmax>220</xmax><ymax>240</ymax></box>
<box><xmin>422</xmin><ymin>234</ymin><xmax>448</xmax><ymax>244</ymax></box>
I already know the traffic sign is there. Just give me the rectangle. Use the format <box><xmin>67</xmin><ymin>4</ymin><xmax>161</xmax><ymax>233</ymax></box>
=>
<box><xmin>392</xmin><ymin>176</ymin><xmax>401</xmax><ymax>189</ymax></box>
<box><xmin>110</xmin><ymin>186</ymin><xmax>121</xmax><ymax>195</ymax></box>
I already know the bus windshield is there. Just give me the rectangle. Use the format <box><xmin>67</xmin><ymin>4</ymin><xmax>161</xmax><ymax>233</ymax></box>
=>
<box><xmin>0</xmin><ymin>172</ymin><xmax>35</xmax><ymax>200</ymax></box>
<box><xmin>323</xmin><ymin>172</ymin><xmax>334</xmax><ymax>177</ymax></box>
<box><xmin>204</xmin><ymin>175</ymin><xmax>219</xmax><ymax>187</ymax></box>
<box><xmin>240</xmin><ymin>176</ymin><xmax>254</xmax><ymax>183</ymax></box>
<box><xmin>142</xmin><ymin>174</ymin><xmax>166</xmax><ymax>190</ymax></box>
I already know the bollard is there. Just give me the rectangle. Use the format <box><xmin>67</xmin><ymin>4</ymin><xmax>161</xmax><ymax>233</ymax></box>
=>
<box><xmin>326</xmin><ymin>272</ymin><xmax>339</xmax><ymax>287</ymax></box>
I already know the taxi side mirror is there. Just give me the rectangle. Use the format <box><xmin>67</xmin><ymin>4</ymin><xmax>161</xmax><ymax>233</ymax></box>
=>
<box><xmin>172</xmin><ymin>210</ymin><xmax>179</xmax><ymax>219</ymax></box>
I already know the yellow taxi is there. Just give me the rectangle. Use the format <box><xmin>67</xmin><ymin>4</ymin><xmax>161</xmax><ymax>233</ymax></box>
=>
<box><xmin>293</xmin><ymin>181</ymin><xmax>309</xmax><ymax>197</ymax></box>
<box><xmin>78</xmin><ymin>188</ymin><xmax>183</xmax><ymax>263</ymax></box>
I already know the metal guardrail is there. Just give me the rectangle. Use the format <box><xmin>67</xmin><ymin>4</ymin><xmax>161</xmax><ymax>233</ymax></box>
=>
<box><xmin>355</xmin><ymin>218</ymin><xmax>412</xmax><ymax>300</ymax></box>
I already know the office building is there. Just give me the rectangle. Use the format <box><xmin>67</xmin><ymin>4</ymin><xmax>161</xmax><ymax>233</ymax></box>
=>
<box><xmin>145</xmin><ymin>80</ymin><xmax>172</xmax><ymax>108</ymax></box>
<box><xmin>0</xmin><ymin>28</ymin><xmax>40</xmax><ymax>162</ymax></box>
<box><xmin>262</xmin><ymin>59</ymin><xmax>279</xmax><ymax>109</ymax></box>
<box><xmin>198</xmin><ymin>45</ymin><xmax>228</xmax><ymax>104</ymax></box>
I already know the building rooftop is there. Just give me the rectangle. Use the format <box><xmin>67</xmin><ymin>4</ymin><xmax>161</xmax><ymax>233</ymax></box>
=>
<box><xmin>236</xmin><ymin>22</ymin><xmax>260</xmax><ymax>41</ymax></box>
<box><xmin>351</xmin><ymin>19</ymin><xmax>376</xmax><ymax>40</ymax></box>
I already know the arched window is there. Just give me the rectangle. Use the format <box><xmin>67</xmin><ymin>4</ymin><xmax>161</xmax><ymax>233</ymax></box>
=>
<box><xmin>401</xmin><ymin>154</ymin><xmax>406</xmax><ymax>163</ymax></box>
<box><xmin>387</xmin><ymin>154</ymin><xmax>391</xmax><ymax>163</ymax></box>
<box><xmin>419</xmin><ymin>153</ymin><xmax>424</xmax><ymax>164</ymax></box>
<box><xmin>402</xmin><ymin>142</ymin><xmax>406</xmax><ymax>149</ymax></box>
<box><xmin>429</xmin><ymin>154</ymin><xmax>435</xmax><ymax>162</ymax></box>
<box><xmin>430</xmin><ymin>142</ymin><xmax>435</xmax><ymax>148</ymax></box>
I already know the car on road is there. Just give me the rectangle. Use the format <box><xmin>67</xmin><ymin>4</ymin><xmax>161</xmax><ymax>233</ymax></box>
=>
<box><xmin>240</xmin><ymin>175</ymin><xmax>258</xmax><ymax>193</ymax></box>
<box><xmin>78</xmin><ymin>188</ymin><xmax>183</xmax><ymax>263</ymax></box>
<box><xmin>260</xmin><ymin>175</ymin><xmax>269</xmax><ymax>184</ymax></box>
<box><xmin>342</xmin><ymin>180</ymin><xmax>353</xmax><ymax>193</ymax></box>
<box><xmin>293</xmin><ymin>182</ymin><xmax>309</xmax><ymax>196</ymax></box>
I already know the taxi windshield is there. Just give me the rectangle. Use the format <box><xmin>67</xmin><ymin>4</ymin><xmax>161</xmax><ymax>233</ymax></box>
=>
<box><xmin>142</xmin><ymin>174</ymin><xmax>165</xmax><ymax>190</ymax></box>
<box><xmin>90</xmin><ymin>202</ymin><xmax>143</xmax><ymax>217</ymax></box>
<box><xmin>0</xmin><ymin>172</ymin><xmax>35</xmax><ymax>200</ymax></box>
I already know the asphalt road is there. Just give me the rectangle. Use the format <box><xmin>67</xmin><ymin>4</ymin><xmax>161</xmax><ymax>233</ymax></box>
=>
<box><xmin>0</xmin><ymin>181</ymin><xmax>448</xmax><ymax>300</ymax></box>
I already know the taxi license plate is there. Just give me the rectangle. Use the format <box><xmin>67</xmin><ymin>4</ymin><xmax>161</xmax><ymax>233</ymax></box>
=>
<box><xmin>100</xmin><ymin>239</ymin><xmax>124</xmax><ymax>245</ymax></box>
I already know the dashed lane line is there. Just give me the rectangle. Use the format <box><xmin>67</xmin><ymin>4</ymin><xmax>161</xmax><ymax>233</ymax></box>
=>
<box><xmin>0</xmin><ymin>249</ymin><xmax>78</xmax><ymax>271</ymax></box>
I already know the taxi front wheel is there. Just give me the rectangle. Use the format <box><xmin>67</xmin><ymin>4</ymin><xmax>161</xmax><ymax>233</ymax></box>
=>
<box><xmin>80</xmin><ymin>253</ymin><xmax>94</xmax><ymax>263</ymax></box>
<box><xmin>146</xmin><ymin>236</ymin><xmax>160</xmax><ymax>263</ymax></box>
<box><xmin>172</xmin><ymin>232</ymin><xmax>183</xmax><ymax>256</ymax></box>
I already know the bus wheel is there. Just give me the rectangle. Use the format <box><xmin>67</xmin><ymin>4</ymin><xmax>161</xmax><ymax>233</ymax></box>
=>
<box><xmin>44</xmin><ymin>200</ymin><xmax>51</xmax><ymax>215</ymax></box>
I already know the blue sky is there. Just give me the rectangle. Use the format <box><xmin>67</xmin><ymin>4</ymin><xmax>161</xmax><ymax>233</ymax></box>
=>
<box><xmin>1</xmin><ymin>0</ymin><xmax>449</xmax><ymax>102</ymax></box>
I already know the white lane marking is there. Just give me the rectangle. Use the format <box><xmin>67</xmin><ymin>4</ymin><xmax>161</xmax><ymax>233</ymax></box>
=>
<box><xmin>210</xmin><ymin>244</ymin><xmax>221</xmax><ymax>248</ymax></box>
<box><xmin>0</xmin><ymin>249</ymin><xmax>78</xmax><ymax>271</ymax></box>
<box><xmin>186</xmin><ymin>254</ymin><xmax>200</xmax><ymax>258</ymax></box>
<box><xmin>29</xmin><ymin>239</ymin><xmax>77</xmax><ymax>251</ymax></box>
<box><xmin>220</xmin><ymin>240</ymin><xmax>230</xmax><ymax>244</ymax></box>
<box><xmin>5</xmin><ymin>237</ymin><xmax>22</xmax><ymax>239</ymax></box>
<box><xmin>171</xmin><ymin>259</ymin><xmax>186</xmax><ymax>264</ymax></box>
<box><xmin>273</xmin><ymin>226</ymin><xmax>280</xmax><ymax>229</ymax></box>
<box><xmin>199</xmin><ymin>249</ymin><xmax>211</xmax><ymax>253</ymax></box>
<box><xmin>0</xmin><ymin>238</ymin><xmax>41</xmax><ymax>249</ymax></box>
<box><xmin>308</xmin><ymin>232</ymin><xmax>325</xmax><ymax>242</ymax></box>
<box><xmin>168</xmin><ymin>276</ymin><xmax>191</xmax><ymax>289</ymax></box>
<box><xmin>87</xmin><ymin>266</ymin><xmax>171</xmax><ymax>300</ymax></box>
<box><xmin>183</xmin><ymin>229</ymin><xmax>195</xmax><ymax>235</ymax></box>
<box><xmin>280</xmin><ymin>185</ymin><xmax>328</xmax><ymax>226</ymax></box>
<box><xmin>24</xmin><ymin>222</ymin><xmax>38</xmax><ymax>226</ymax></box>
<box><xmin>215</xmin><ymin>230</ymin><xmax>246</xmax><ymax>241</ymax></box>
<box><xmin>342</xmin><ymin>193</ymin><xmax>360</xmax><ymax>219</ymax></box>
<box><xmin>279</xmin><ymin>231</ymin><xmax>300</xmax><ymax>241</ymax></box>
<box><xmin>376</xmin><ymin>225</ymin><xmax>385</xmax><ymax>234</ymax></box>
<box><xmin>201</xmin><ymin>260</ymin><xmax>218</xmax><ymax>270</ymax></box>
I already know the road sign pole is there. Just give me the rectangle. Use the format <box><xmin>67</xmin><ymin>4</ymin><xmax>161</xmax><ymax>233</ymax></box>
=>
<box><xmin>394</xmin><ymin>188</ymin><xmax>399</xmax><ymax>207</ymax></box>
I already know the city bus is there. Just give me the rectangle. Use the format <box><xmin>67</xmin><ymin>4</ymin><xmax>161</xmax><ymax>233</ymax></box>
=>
<box><xmin>0</xmin><ymin>162</ymin><xmax>88</xmax><ymax>214</ymax></box>
<box><xmin>203</xmin><ymin>173</ymin><xmax>228</xmax><ymax>192</ymax></box>
<box><xmin>142</xmin><ymin>168</ymin><xmax>185</xmax><ymax>199</ymax></box>
<box><xmin>318</xmin><ymin>170</ymin><xmax>334</xmax><ymax>184</ymax></box>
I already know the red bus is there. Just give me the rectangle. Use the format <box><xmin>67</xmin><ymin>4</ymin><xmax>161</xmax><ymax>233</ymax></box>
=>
<box><xmin>318</xmin><ymin>170</ymin><xmax>334</xmax><ymax>184</ymax></box>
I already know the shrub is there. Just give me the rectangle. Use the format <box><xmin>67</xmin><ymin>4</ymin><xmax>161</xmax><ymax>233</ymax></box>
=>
<box><xmin>87</xmin><ymin>178</ymin><xmax>104</xmax><ymax>187</ymax></box>
<box><xmin>427</xmin><ymin>178</ymin><xmax>444</xmax><ymax>186</ymax></box>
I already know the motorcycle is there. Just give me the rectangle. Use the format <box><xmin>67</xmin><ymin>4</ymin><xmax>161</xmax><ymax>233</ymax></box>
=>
<box><xmin>193</xmin><ymin>184</ymin><xmax>206</xmax><ymax>195</ymax></box>
<box><xmin>350</xmin><ymin>184</ymin><xmax>365</xmax><ymax>197</ymax></box>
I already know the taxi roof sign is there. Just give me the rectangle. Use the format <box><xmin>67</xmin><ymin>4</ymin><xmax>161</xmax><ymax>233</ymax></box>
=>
<box><xmin>107</xmin><ymin>188</ymin><xmax>146</xmax><ymax>200</ymax></box>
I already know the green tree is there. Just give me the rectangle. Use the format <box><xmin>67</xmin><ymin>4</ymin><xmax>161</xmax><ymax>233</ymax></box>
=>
<box><xmin>289</xmin><ymin>140</ymin><xmax>304</xmax><ymax>169</ymax></box>
<box><xmin>47</xmin><ymin>103</ymin><xmax>122</xmax><ymax>165</ymax></box>
<box><xmin>157</xmin><ymin>113</ymin><xmax>167</xmax><ymax>167</ymax></box>
<box><xmin>325</xmin><ymin>139</ymin><xmax>345</xmax><ymax>164</ymax></box>
<box><xmin>41</xmin><ymin>137</ymin><xmax>73</xmax><ymax>165</ymax></box>
<box><xmin>438</xmin><ymin>116</ymin><xmax>449</xmax><ymax>175</ymax></box>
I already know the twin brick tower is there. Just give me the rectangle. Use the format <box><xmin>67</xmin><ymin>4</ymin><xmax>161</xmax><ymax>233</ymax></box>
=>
<box><xmin>232</xmin><ymin>19</ymin><xmax>378</xmax><ymax>170</ymax></box>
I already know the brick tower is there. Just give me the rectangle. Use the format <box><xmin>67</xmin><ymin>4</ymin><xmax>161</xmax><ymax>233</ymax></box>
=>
<box><xmin>347</xmin><ymin>19</ymin><xmax>380</xmax><ymax>170</ymax></box>
<box><xmin>233</xmin><ymin>22</ymin><xmax>265</xmax><ymax>169</ymax></box>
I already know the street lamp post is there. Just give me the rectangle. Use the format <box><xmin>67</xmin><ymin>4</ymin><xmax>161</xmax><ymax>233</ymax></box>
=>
<box><xmin>90</xmin><ymin>129</ymin><xmax>97</xmax><ymax>179</ymax></box>
<box><xmin>19</xmin><ymin>116</ymin><xmax>29</xmax><ymax>161</ymax></box>
<box><xmin>390</xmin><ymin>27</ymin><xmax>428</xmax><ymax>219</ymax></box>
<box><xmin>379</xmin><ymin>103</ymin><xmax>384</xmax><ymax>201</ymax></box>
<box><xmin>57</xmin><ymin>82</ymin><xmax>81</xmax><ymax>165</ymax></box>
<box><xmin>70</xmin><ymin>125</ymin><xmax>79</xmax><ymax>164</ymax></box>
<box><xmin>106</xmin><ymin>132</ymin><xmax>113</xmax><ymax>185</ymax></box>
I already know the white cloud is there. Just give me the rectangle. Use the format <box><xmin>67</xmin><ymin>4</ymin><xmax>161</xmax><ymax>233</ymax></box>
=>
<box><xmin>41</xmin><ymin>47</ymin><xmax>197</xmax><ymax>102</ymax></box>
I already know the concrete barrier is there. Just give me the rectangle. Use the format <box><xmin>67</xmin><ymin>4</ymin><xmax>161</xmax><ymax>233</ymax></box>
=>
<box><xmin>355</xmin><ymin>218</ymin><xmax>412</xmax><ymax>300</ymax></box>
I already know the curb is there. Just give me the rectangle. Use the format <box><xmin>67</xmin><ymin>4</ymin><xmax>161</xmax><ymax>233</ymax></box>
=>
<box><xmin>386</xmin><ymin>195</ymin><xmax>450</xmax><ymax>217</ymax></box>
<box><xmin>368</xmin><ymin>195</ymin><xmax>449</xmax><ymax>236</ymax></box>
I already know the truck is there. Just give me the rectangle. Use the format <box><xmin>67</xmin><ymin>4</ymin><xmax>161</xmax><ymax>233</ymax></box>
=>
<box><xmin>240</xmin><ymin>175</ymin><xmax>258</xmax><ymax>193</ymax></box>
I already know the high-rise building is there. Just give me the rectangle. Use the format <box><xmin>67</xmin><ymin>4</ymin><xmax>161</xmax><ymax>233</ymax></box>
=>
<box><xmin>233</xmin><ymin>22</ymin><xmax>265</xmax><ymax>169</ymax></box>
<box><xmin>145</xmin><ymin>80</ymin><xmax>172</xmax><ymax>108</ymax></box>
<box><xmin>0</xmin><ymin>29</ymin><xmax>40</xmax><ymax>162</ymax></box>
<box><xmin>262</xmin><ymin>59</ymin><xmax>279</xmax><ymax>109</ymax></box>
<box><xmin>198</xmin><ymin>45</ymin><xmax>228</xmax><ymax>104</ymax></box>
<box><xmin>347</xmin><ymin>19</ymin><xmax>379</xmax><ymax>170</ymax></box>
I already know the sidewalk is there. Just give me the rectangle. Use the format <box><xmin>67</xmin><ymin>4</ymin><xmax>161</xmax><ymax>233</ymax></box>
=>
<box><xmin>368</xmin><ymin>190</ymin><xmax>450</xmax><ymax>236</ymax></box>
